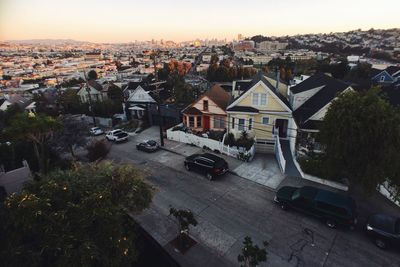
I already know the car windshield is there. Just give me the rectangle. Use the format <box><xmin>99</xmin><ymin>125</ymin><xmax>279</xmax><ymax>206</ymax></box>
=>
<box><xmin>147</xmin><ymin>140</ymin><xmax>157</xmax><ymax>146</ymax></box>
<box><xmin>291</xmin><ymin>189</ymin><xmax>301</xmax><ymax>200</ymax></box>
<box><xmin>113</xmin><ymin>130</ymin><xmax>122</xmax><ymax>134</ymax></box>
<box><xmin>92</xmin><ymin>127</ymin><xmax>100</xmax><ymax>131</ymax></box>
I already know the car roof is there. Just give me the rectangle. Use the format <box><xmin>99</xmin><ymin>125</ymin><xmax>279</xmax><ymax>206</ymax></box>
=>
<box><xmin>200</xmin><ymin>153</ymin><xmax>224</xmax><ymax>162</ymax></box>
<box><xmin>299</xmin><ymin>186</ymin><xmax>319</xmax><ymax>200</ymax></box>
<box><xmin>369</xmin><ymin>213</ymin><xmax>399</xmax><ymax>234</ymax></box>
<box><xmin>314</xmin><ymin>187</ymin><xmax>355</xmax><ymax>210</ymax></box>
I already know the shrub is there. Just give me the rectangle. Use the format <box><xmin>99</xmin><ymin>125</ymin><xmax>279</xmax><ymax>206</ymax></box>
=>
<box><xmin>86</xmin><ymin>140</ymin><xmax>110</xmax><ymax>162</ymax></box>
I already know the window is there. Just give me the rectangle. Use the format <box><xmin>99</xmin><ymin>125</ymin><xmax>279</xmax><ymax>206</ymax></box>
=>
<box><xmin>380</xmin><ymin>75</ymin><xmax>385</xmax><ymax>82</ymax></box>
<box><xmin>252</xmin><ymin>93</ymin><xmax>259</xmax><ymax>105</ymax></box>
<box><xmin>214</xmin><ymin>117</ymin><xmax>225</xmax><ymax>129</ymax></box>
<box><xmin>231</xmin><ymin>117</ymin><xmax>235</xmax><ymax>130</ymax></box>
<box><xmin>248</xmin><ymin>118</ymin><xmax>253</xmax><ymax>130</ymax></box>
<box><xmin>252</xmin><ymin>93</ymin><xmax>267</xmax><ymax>105</ymax></box>
<box><xmin>262</xmin><ymin>117</ymin><xmax>269</xmax><ymax>125</ymax></box>
<box><xmin>196</xmin><ymin>116</ymin><xmax>201</xmax><ymax>128</ymax></box>
<box><xmin>189</xmin><ymin>116</ymin><xmax>194</xmax><ymax>127</ymax></box>
<box><xmin>238</xmin><ymin>119</ymin><xmax>245</xmax><ymax>131</ymax></box>
<box><xmin>260</xmin><ymin>93</ymin><xmax>267</xmax><ymax>105</ymax></box>
<box><xmin>203</xmin><ymin>100</ymin><xmax>209</xmax><ymax>111</ymax></box>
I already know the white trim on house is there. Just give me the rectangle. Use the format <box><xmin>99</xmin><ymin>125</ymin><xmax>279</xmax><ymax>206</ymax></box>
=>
<box><xmin>227</xmin><ymin>80</ymin><xmax>292</xmax><ymax>113</ymax></box>
<box><xmin>371</xmin><ymin>70</ymin><xmax>391</xmax><ymax>80</ymax></box>
<box><xmin>226</xmin><ymin>111</ymin><xmax>259</xmax><ymax>114</ymax></box>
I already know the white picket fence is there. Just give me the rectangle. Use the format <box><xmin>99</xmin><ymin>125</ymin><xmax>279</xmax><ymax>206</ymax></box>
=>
<box><xmin>166</xmin><ymin>124</ymin><xmax>255</xmax><ymax>161</ymax></box>
<box><xmin>274</xmin><ymin>128</ymin><xmax>286</xmax><ymax>173</ymax></box>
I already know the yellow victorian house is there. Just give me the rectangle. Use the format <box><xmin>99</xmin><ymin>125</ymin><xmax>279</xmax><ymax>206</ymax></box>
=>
<box><xmin>227</xmin><ymin>72</ymin><xmax>295</xmax><ymax>153</ymax></box>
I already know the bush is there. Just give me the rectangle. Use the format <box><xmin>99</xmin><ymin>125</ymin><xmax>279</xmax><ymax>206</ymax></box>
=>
<box><xmin>86</xmin><ymin>140</ymin><xmax>110</xmax><ymax>162</ymax></box>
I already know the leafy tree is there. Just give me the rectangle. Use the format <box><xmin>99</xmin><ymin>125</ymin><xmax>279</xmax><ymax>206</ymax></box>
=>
<box><xmin>0</xmin><ymin>162</ymin><xmax>153</xmax><ymax>267</ymax></box>
<box><xmin>52</xmin><ymin>115</ymin><xmax>89</xmax><ymax>159</ymax></box>
<box><xmin>169</xmin><ymin>207</ymin><xmax>198</xmax><ymax>247</ymax></box>
<box><xmin>5</xmin><ymin>113</ymin><xmax>61</xmax><ymax>173</ymax></box>
<box><xmin>237</xmin><ymin>236</ymin><xmax>268</xmax><ymax>267</ymax></box>
<box><xmin>320</xmin><ymin>89</ymin><xmax>400</xmax><ymax>193</ymax></box>
<box><xmin>86</xmin><ymin>140</ymin><xmax>110</xmax><ymax>162</ymax></box>
<box><xmin>58</xmin><ymin>88</ymin><xmax>87</xmax><ymax>114</ymax></box>
<box><xmin>87</xmin><ymin>70</ymin><xmax>98</xmax><ymax>80</ymax></box>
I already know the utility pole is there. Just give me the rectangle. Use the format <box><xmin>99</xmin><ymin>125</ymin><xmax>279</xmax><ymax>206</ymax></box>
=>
<box><xmin>152</xmin><ymin>50</ymin><xmax>164</xmax><ymax>146</ymax></box>
<box><xmin>83</xmin><ymin>71</ymin><xmax>97</xmax><ymax>126</ymax></box>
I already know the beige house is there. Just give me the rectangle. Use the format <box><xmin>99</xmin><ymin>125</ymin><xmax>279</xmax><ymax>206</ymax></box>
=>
<box><xmin>182</xmin><ymin>85</ymin><xmax>231</xmax><ymax>132</ymax></box>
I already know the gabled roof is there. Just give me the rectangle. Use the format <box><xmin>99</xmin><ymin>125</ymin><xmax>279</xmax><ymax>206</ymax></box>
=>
<box><xmin>183</xmin><ymin>106</ymin><xmax>202</xmax><ymax>115</ymax></box>
<box><xmin>229</xmin><ymin>71</ymin><xmax>291</xmax><ymax>111</ymax></box>
<box><xmin>293</xmin><ymin>77</ymin><xmax>351</xmax><ymax>126</ymax></box>
<box><xmin>385</xmin><ymin>66</ymin><xmax>400</xmax><ymax>77</ymax></box>
<box><xmin>182</xmin><ymin>84</ymin><xmax>231</xmax><ymax>114</ymax></box>
<box><xmin>290</xmin><ymin>73</ymin><xmax>332</xmax><ymax>94</ymax></box>
<box><xmin>202</xmin><ymin>84</ymin><xmax>232</xmax><ymax>110</ymax></box>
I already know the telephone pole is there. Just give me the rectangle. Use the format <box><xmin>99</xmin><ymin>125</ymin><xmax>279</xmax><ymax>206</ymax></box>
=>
<box><xmin>83</xmin><ymin>71</ymin><xmax>97</xmax><ymax>126</ymax></box>
<box><xmin>152</xmin><ymin>50</ymin><xmax>164</xmax><ymax>146</ymax></box>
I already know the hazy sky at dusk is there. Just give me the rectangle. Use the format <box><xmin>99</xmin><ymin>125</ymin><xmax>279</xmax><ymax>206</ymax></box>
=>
<box><xmin>0</xmin><ymin>0</ymin><xmax>399</xmax><ymax>43</ymax></box>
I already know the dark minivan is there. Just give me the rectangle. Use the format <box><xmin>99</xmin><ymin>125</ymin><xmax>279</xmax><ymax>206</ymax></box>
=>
<box><xmin>184</xmin><ymin>153</ymin><xmax>228</xmax><ymax>180</ymax></box>
<box><xmin>274</xmin><ymin>186</ymin><xmax>357</xmax><ymax>229</ymax></box>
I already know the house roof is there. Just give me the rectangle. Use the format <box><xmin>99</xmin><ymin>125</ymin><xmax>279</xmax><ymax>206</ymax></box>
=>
<box><xmin>385</xmin><ymin>66</ymin><xmax>400</xmax><ymax>76</ymax></box>
<box><xmin>181</xmin><ymin>84</ymin><xmax>231</xmax><ymax>115</ymax></box>
<box><xmin>4</xmin><ymin>94</ymin><xmax>31</xmax><ymax>109</ymax></box>
<box><xmin>87</xmin><ymin>79</ymin><xmax>103</xmax><ymax>92</ymax></box>
<box><xmin>293</xmin><ymin>76</ymin><xmax>351</xmax><ymax>126</ymax></box>
<box><xmin>290</xmin><ymin>73</ymin><xmax>332</xmax><ymax>94</ymax></box>
<box><xmin>226</xmin><ymin>106</ymin><xmax>259</xmax><ymax>113</ymax></box>
<box><xmin>233</xmin><ymin>71</ymin><xmax>291</xmax><ymax>110</ymax></box>
<box><xmin>234</xmin><ymin>80</ymin><xmax>252</xmax><ymax>93</ymax></box>
<box><xmin>203</xmin><ymin>84</ymin><xmax>232</xmax><ymax>110</ymax></box>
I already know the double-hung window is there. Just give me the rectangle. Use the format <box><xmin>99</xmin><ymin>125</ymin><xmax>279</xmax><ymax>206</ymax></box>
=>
<box><xmin>262</xmin><ymin>117</ymin><xmax>269</xmax><ymax>125</ymax></box>
<box><xmin>189</xmin><ymin>116</ymin><xmax>194</xmax><ymax>127</ymax></box>
<box><xmin>252</xmin><ymin>93</ymin><xmax>259</xmax><ymax>105</ymax></box>
<box><xmin>252</xmin><ymin>93</ymin><xmax>267</xmax><ymax>105</ymax></box>
<box><xmin>214</xmin><ymin>117</ymin><xmax>225</xmax><ymax>129</ymax></box>
<box><xmin>238</xmin><ymin>119</ymin><xmax>245</xmax><ymax>131</ymax></box>
<box><xmin>196</xmin><ymin>116</ymin><xmax>202</xmax><ymax>128</ymax></box>
<box><xmin>248</xmin><ymin>118</ymin><xmax>253</xmax><ymax>130</ymax></box>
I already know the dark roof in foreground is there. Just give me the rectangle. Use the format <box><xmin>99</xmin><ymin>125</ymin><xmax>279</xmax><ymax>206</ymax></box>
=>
<box><xmin>290</xmin><ymin>73</ymin><xmax>332</xmax><ymax>94</ymax></box>
<box><xmin>293</xmin><ymin>75</ymin><xmax>350</xmax><ymax>126</ymax></box>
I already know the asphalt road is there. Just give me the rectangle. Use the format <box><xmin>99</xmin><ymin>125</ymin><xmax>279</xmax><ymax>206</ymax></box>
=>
<box><xmin>106</xmin><ymin>137</ymin><xmax>400</xmax><ymax>267</ymax></box>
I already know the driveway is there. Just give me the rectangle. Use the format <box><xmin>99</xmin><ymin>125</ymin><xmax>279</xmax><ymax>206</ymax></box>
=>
<box><xmin>106</xmin><ymin>133</ymin><xmax>400</xmax><ymax>267</ymax></box>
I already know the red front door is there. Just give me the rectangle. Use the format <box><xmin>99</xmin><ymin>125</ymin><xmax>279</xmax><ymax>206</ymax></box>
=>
<box><xmin>203</xmin><ymin>116</ymin><xmax>210</xmax><ymax>130</ymax></box>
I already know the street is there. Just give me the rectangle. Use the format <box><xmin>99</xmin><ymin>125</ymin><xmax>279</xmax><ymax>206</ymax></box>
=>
<box><xmin>105</xmin><ymin>134</ymin><xmax>400</xmax><ymax>267</ymax></box>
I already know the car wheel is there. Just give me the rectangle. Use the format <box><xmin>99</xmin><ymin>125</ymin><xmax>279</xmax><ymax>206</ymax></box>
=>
<box><xmin>280</xmin><ymin>202</ymin><xmax>287</xmax><ymax>210</ymax></box>
<box><xmin>375</xmin><ymin>239</ymin><xmax>387</xmax><ymax>249</ymax></box>
<box><xmin>185</xmin><ymin>163</ymin><xmax>190</xmax><ymax>171</ymax></box>
<box><xmin>206</xmin><ymin>173</ymin><xmax>213</xmax><ymax>181</ymax></box>
<box><xmin>326</xmin><ymin>219</ymin><xmax>337</xmax><ymax>229</ymax></box>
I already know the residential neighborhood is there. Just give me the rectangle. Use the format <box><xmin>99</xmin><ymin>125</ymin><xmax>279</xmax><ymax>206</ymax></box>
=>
<box><xmin>1</xmin><ymin>1</ymin><xmax>400</xmax><ymax>266</ymax></box>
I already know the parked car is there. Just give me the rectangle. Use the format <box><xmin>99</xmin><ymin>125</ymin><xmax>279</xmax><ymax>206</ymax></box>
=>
<box><xmin>274</xmin><ymin>186</ymin><xmax>357</xmax><ymax>229</ymax></box>
<box><xmin>106</xmin><ymin>129</ymin><xmax>129</xmax><ymax>142</ymax></box>
<box><xmin>184</xmin><ymin>153</ymin><xmax>228</xmax><ymax>180</ymax></box>
<box><xmin>90</xmin><ymin>127</ymin><xmax>104</xmax><ymax>136</ymax></box>
<box><xmin>136</xmin><ymin>140</ymin><xmax>159</xmax><ymax>152</ymax></box>
<box><xmin>366</xmin><ymin>213</ymin><xmax>400</xmax><ymax>249</ymax></box>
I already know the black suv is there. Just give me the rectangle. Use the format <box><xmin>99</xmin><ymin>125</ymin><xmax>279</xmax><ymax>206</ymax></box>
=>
<box><xmin>366</xmin><ymin>213</ymin><xmax>400</xmax><ymax>249</ymax></box>
<box><xmin>274</xmin><ymin>186</ymin><xmax>357</xmax><ymax>229</ymax></box>
<box><xmin>184</xmin><ymin>153</ymin><xmax>228</xmax><ymax>180</ymax></box>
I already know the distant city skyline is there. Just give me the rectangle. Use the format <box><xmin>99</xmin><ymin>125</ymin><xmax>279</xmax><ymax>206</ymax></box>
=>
<box><xmin>1</xmin><ymin>0</ymin><xmax>399</xmax><ymax>43</ymax></box>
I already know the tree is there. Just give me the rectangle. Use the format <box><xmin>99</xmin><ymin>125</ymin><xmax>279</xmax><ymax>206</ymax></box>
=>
<box><xmin>0</xmin><ymin>162</ymin><xmax>153</xmax><ymax>267</ymax></box>
<box><xmin>52</xmin><ymin>115</ymin><xmax>89</xmax><ymax>159</ymax></box>
<box><xmin>237</xmin><ymin>236</ymin><xmax>268</xmax><ymax>267</ymax></box>
<box><xmin>320</xmin><ymin>89</ymin><xmax>400</xmax><ymax>193</ymax></box>
<box><xmin>87</xmin><ymin>70</ymin><xmax>98</xmax><ymax>80</ymax></box>
<box><xmin>58</xmin><ymin>88</ymin><xmax>87</xmax><ymax>114</ymax></box>
<box><xmin>169</xmin><ymin>207</ymin><xmax>198</xmax><ymax>248</ymax></box>
<box><xmin>5</xmin><ymin>113</ymin><xmax>61</xmax><ymax>173</ymax></box>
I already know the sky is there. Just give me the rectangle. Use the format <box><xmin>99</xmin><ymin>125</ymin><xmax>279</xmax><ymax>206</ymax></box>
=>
<box><xmin>0</xmin><ymin>0</ymin><xmax>399</xmax><ymax>43</ymax></box>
